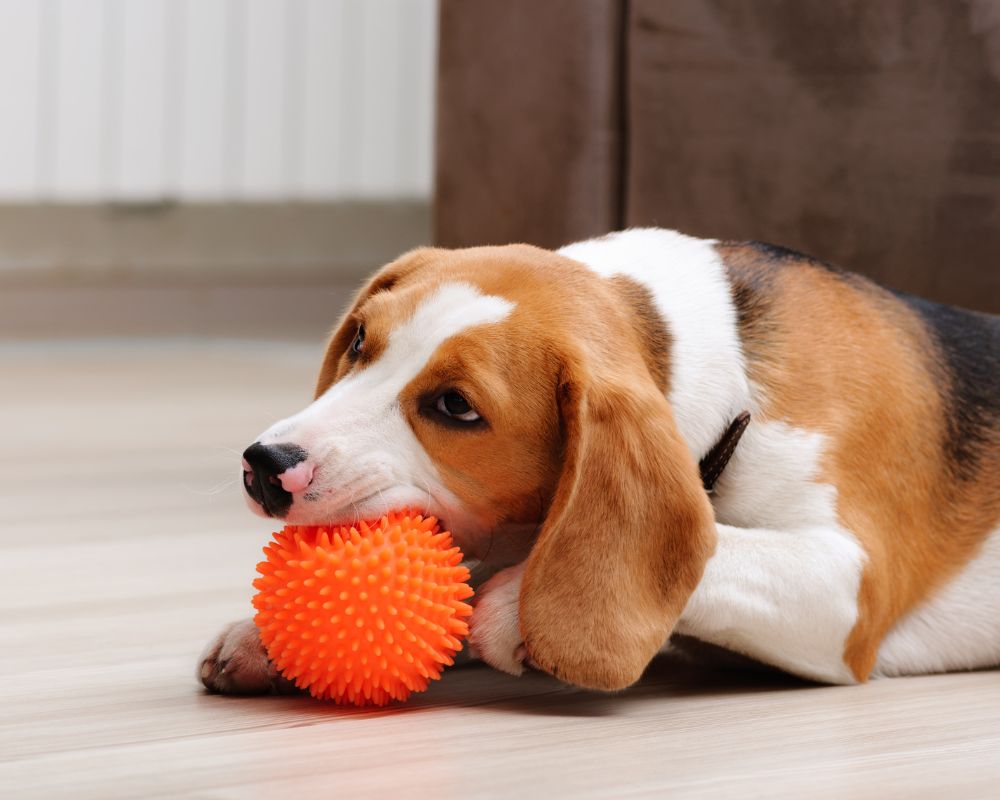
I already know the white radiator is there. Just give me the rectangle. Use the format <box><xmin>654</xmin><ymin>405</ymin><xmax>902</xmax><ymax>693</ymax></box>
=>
<box><xmin>0</xmin><ymin>0</ymin><xmax>437</xmax><ymax>201</ymax></box>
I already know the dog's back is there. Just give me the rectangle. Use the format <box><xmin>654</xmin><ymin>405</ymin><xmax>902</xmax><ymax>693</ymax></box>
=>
<box><xmin>719</xmin><ymin>240</ymin><xmax>1000</xmax><ymax>677</ymax></box>
<box><xmin>566</xmin><ymin>229</ymin><xmax>999</xmax><ymax>681</ymax></box>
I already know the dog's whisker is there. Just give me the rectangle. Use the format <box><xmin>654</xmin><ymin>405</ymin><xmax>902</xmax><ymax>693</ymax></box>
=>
<box><xmin>185</xmin><ymin>476</ymin><xmax>239</xmax><ymax>497</ymax></box>
<box><xmin>410</xmin><ymin>479</ymin><xmax>431</xmax><ymax>515</ymax></box>
<box><xmin>375</xmin><ymin>486</ymin><xmax>389</xmax><ymax>513</ymax></box>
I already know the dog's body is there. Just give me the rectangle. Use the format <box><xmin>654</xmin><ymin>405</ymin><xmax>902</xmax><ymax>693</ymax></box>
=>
<box><xmin>201</xmin><ymin>229</ymin><xmax>999</xmax><ymax>695</ymax></box>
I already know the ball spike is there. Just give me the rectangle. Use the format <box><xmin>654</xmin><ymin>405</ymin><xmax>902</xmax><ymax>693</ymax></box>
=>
<box><xmin>253</xmin><ymin>510</ymin><xmax>472</xmax><ymax>706</ymax></box>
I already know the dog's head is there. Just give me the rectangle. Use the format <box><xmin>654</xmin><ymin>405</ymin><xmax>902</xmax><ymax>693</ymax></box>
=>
<box><xmin>241</xmin><ymin>244</ymin><xmax>715</xmax><ymax>689</ymax></box>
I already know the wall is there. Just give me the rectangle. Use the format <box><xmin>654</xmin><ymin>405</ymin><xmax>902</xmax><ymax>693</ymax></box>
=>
<box><xmin>0</xmin><ymin>0</ymin><xmax>437</xmax><ymax>202</ymax></box>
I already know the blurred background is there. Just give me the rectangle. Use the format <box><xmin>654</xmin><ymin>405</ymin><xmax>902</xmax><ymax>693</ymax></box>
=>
<box><xmin>2</xmin><ymin>0</ymin><xmax>998</xmax><ymax>344</ymax></box>
<box><xmin>433</xmin><ymin>0</ymin><xmax>1000</xmax><ymax>315</ymax></box>
<box><xmin>0</xmin><ymin>0</ymin><xmax>435</xmax><ymax>340</ymax></box>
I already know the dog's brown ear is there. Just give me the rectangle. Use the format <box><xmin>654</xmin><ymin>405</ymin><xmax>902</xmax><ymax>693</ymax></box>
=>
<box><xmin>519</xmin><ymin>353</ymin><xmax>716</xmax><ymax>691</ymax></box>
<box><xmin>314</xmin><ymin>248</ymin><xmax>438</xmax><ymax>397</ymax></box>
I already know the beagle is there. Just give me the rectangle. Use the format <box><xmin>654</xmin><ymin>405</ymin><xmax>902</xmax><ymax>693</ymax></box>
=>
<box><xmin>200</xmin><ymin>228</ymin><xmax>1000</xmax><ymax>695</ymax></box>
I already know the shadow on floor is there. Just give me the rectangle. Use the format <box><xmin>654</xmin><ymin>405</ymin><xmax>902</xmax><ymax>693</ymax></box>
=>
<box><xmin>197</xmin><ymin>643</ymin><xmax>817</xmax><ymax>723</ymax></box>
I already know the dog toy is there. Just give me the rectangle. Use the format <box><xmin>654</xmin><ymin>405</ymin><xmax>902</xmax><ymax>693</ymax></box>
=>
<box><xmin>252</xmin><ymin>511</ymin><xmax>473</xmax><ymax>706</ymax></box>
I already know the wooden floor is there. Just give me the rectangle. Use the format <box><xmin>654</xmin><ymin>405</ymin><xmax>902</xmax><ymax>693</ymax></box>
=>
<box><xmin>2</xmin><ymin>340</ymin><xmax>999</xmax><ymax>799</ymax></box>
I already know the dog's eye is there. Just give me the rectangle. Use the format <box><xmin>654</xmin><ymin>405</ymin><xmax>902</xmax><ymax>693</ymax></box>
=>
<box><xmin>435</xmin><ymin>391</ymin><xmax>481</xmax><ymax>423</ymax></box>
<box><xmin>351</xmin><ymin>325</ymin><xmax>365</xmax><ymax>356</ymax></box>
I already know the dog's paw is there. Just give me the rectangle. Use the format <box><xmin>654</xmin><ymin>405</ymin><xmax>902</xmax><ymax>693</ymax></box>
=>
<box><xmin>198</xmin><ymin>618</ymin><xmax>296</xmax><ymax>695</ymax></box>
<box><xmin>468</xmin><ymin>562</ymin><xmax>528</xmax><ymax>677</ymax></box>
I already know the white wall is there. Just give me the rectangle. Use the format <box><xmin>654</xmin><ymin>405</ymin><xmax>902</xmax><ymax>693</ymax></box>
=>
<box><xmin>0</xmin><ymin>0</ymin><xmax>437</xmax><ymax>202</ymax></box>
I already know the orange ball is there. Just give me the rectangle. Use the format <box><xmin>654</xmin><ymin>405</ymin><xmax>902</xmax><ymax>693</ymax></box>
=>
<box><xmin>252</xmin><ymin>511</ymin><xmax>473</xmax><ymax>706</ymax></box>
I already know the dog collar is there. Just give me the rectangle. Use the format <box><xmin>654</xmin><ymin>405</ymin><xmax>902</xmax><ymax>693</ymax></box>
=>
<box><xmin>699</xmin><ymin>411</ymin><xmax>751</xmax><ymax>494</ymax></box>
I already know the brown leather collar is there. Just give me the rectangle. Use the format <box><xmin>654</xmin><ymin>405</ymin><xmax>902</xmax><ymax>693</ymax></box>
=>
<box><xmin>699</xmin><ymin>411</ymin><xmax>751</xmax><ymax>493</ymax></box>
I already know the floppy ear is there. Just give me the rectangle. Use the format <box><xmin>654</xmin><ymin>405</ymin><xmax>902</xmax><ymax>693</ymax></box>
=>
<box><xmin>314</xmin><ymin>248</ymin><xmax>438</xmax><ymax>397</ymax></box>
<box><xmin>519</xmin><ymin>353</ymin><xmax>717</xmax><ymax>691</ymax></box>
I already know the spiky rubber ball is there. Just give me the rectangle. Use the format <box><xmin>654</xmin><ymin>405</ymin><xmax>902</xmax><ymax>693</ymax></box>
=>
<box><xmin>252</xmin><ymin>511</ymin><xmax>473</xmax><ymax>706</ymax></box>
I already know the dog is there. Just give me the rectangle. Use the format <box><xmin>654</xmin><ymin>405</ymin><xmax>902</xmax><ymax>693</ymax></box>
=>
<box><xmin>199</xmin><ymin>228</ymin><xmax>999</xmax><ymax>695</ymax></box>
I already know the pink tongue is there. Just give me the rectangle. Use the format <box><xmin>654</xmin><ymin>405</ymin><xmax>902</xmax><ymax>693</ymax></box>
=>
<box><xmin>277</xmin><ymin>461</ymin><xmax>314</xmax><ymax>494</ymax></box>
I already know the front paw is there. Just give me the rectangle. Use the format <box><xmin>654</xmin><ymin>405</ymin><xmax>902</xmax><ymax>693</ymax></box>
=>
<box><xmin>468</xmin><ymin>563</ymin><xmax>528</xmax><ymax>677</ymax></box>
<box><xmin>198</xmin><ymin>618</ymin><xmax>296</xmax><ymax>695</ymax></box>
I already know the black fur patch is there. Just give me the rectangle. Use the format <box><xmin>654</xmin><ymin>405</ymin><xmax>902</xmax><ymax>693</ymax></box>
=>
<box><xmin>727</xmin><ymin>267</ymin><xmax>774</xmax><ymax>350</ymax></box>
<box><xmin>894</xmin><ymin>291</ymin><xmax>1000</xmax><ymax>479</ymax></box>
<box><xmin>717</xmin><ymin>243</ymin><xmax>780</xmax><ymax>358</ymax></box>
<box><xmin>746</xmin><ymin>240</ymin><xmax>848</xmax><ymax>278</ymax></box>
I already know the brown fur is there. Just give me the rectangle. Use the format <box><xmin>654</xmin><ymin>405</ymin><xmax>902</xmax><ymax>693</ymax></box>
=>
<box><xmin>314</xmin><ymin>249</ymin><xmax>439</xmax><ymax>396</ymax></box>
<box><xmin>518</xmin><ymin>342</ymin><xmax>716</xmax><ymax>690</ymax></box>
<box><xmin>721</xmin><ymin>243</ymin><xmax>1000</xmax><ymax>680</ymax></box>
<box><xmin>313</xmin><ymin>244</ymin><xmax>716</xmax><ymax>689</ymax></box>
<box><xmin>608</xmin><ymin>275</ymin><xmax>673</xmax><ymax>393</ymax></box>
<box><xmin>311</xmin><ymin>239</ymin><xmax>997</xmax><ymax>688</ymax></box>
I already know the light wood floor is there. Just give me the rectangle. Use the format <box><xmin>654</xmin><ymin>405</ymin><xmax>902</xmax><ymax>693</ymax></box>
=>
<box><xmin>2</xmin><ymin>341</ymin><xmax>998</xmax><ymax>799</ymax></box>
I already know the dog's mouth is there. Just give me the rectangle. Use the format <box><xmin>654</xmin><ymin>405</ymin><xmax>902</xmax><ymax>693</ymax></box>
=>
<box><xmin>248</xmin><ymin>478</ymin><xmax>459</xmax><ymax>545</ymax></box>
<box><xmin>282</xmin><ymin>498</ymin><xmax>446</xmax><ymax>534</ymax></box>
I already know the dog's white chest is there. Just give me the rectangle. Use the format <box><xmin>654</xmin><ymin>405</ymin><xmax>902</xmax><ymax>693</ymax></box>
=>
<box><xmin>710</xmin><ymin>418</ymin><xmax>842</xmax><ymax>532</ymax></box>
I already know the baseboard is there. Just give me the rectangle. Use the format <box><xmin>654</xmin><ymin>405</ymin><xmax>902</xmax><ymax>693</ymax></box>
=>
<box><xmin>0</xmin><ymin>283</ymin><xmax>359</xmax><ymax>340</ymax></box>
<box><xmin>0</xmin><ymin>201</ymin><xmax>430</xmax><ymax>286</ymax></box>
<box><xmin>0</xmin><ymin>201</ymin><xmax>429</xmax><ymax>339</ymax></box>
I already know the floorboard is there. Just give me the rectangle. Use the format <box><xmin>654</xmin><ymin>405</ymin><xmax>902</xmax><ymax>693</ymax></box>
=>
<box><xmin>2</xmin><ymin>341</ymin><xmax>998</xmax><ymax>799</ymax></box>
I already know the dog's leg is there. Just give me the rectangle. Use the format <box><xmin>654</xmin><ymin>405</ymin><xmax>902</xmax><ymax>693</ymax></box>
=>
<box><xmin>467</xmin><ymin>561</ymin><xmax>528</xmax><ymax>676</ymax></box>
<box><xmin>676</xmin><ymin>523</ymin><xmax>865</xmax><ymax>684</ymax></box>
<box><xmin>874</xmin><ymin>525</ymin><xmax>1000</xmax><ymax>676</ymax></box>
<box><xmin>198</xmin><ymin>619</ymin><xmax>301</xmax><ymax>695</ymax></box>
<box><xmin>198</xmin><ymin>555</ymin><xmax>511</xmax><ymax>692</ymax></box>
<box><xmin>465</xmin><ymin>526</ymin><xmax>866</xmax><ymax>686</ymax></box>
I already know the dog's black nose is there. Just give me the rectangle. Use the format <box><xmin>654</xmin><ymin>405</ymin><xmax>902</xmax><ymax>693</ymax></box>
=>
<box><xmin>241</xmin><ymin>442</ymin><xmax>309</xmax><ymax>517</ymax></box>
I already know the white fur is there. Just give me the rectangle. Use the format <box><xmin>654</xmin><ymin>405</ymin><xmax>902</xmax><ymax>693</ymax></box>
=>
<box><xmin>875</xmin><ymin>526</ymin><xmax>1000</xmax><ymax>676</ymax></box>
<box><xmin>563</xmin><ymin>229</ymin><xmax>866</xmax><ymax>683</ymax></box>
<box><xmin>235</xmin><ymin>230</ymin><xmax>993</xmax><ymax>688</ymax></box>
<box><xmin>253</xmin><ymin>282</ymin><xmax>514</xmax><ymax>529</ymax></box>
<box><xmin>677</xmin><ymin>523</ymin><xmax>864</xmax><ymax>684</ymax></box>
<box><xmin>713</xmin><ymin>416</ymin><xmax>847</xmax><ymax>531</ymax></box>
<box><xmin>677</xmin><ymin>422</ymin><xmax>865</xmax><ymax>684</ymax></box>
<box><xmin>468</xmin><ymin>562</ymin><xmax>527</xmax><ymax>676</ymax></box>
<box><xmin>560</xmin><ymin>228</ymin><xmax>752</xmax><ymax>458</ymax></box>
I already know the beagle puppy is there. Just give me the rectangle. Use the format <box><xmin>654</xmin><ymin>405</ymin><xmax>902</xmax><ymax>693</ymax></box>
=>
<box><xmin>200</xmin><ymin>228</ymin><xmax>999</xmax><ymax>695</ymax></box>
